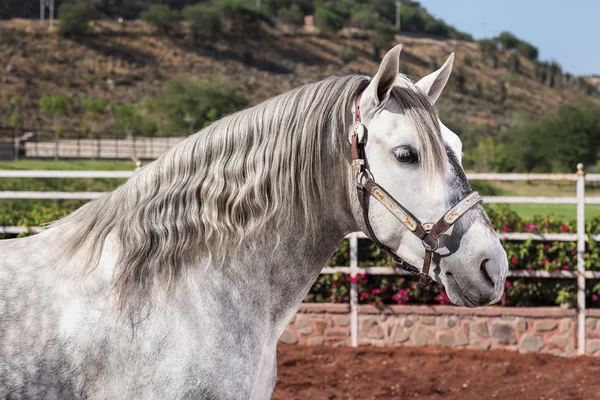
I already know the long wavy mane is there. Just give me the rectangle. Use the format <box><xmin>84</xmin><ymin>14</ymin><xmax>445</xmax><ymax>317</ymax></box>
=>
<box><xmin>52</xmin><ymin>74</ymin><xmax>444</xmax><ymax>305</ymax></box>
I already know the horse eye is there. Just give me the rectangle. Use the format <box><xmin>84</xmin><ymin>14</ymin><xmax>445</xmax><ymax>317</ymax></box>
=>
<box><xmin>394</xmin><ymin>146</ymin><xmax>418</xmax><ymax>164</ymax></box>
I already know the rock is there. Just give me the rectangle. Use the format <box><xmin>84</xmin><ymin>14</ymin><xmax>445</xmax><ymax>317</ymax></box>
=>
<box><xmin>534</xmin><ymin>320</ymin><xmax>557</xmax><ymax>332</ymax></box>
<box><xmin>326</xmin><ymin>328</ymin><xmax>350</xmax><ymax>337</ymax></box>
<box><xmin>491</xmin><ymin>321</ymin><xmax>517</xmax><ymax>345</ymax></box>
<box><xmin>366</xmin><ymin>324</ymin><xmax>384</xmax><ymax>340</ymax></box>
<box><xmin>586</xmin><ymin>318</ymin><xmax>597</xmax><ymax>329</ymax></box>
<box><xmin>411</xmin><ymin>326</ymin><xmax>435</xmax><ymax>347</ymax></box>
<box><xmin>549</xmin><ymin>334</ymin><xmax>570</xmax><ymax>349</ymax></box>
<box><xmin>587</xmin><ymin>339</ymin><xmax>600</xmax><ymax>354</ymax></box>
<box><xmin>455</xmin><ymin>327</ymin><xmax>469</xmax><ymax>346</ymax></box>
<box><xmin>296</xmin><ymin>319</ymin><xmax>313</xmax><ymax>335</ymax></box>
<box><xmin>438</xmin><ymin>333</ymin><xmax>455</xmax><ymax>347</ymax></box>
<box><xmin>519</xmin><ymin>335</ymin><xmax>545</xmax><ymax>353</ymax></box>
<box><xmin>334</xmin><ymin>316</ymin><xmax>351</xmax><ymax>327</ymax></box>
<box><xmin>470</xmin><ymin>321</ymin><xmax>489</xmax><ymax>338</ymax></box>
<box><xmin>279</xmin><ymin>330</ymin><xmax>299</xmax><ymax>344</ymax></box>
<box><xmin>314</xmin><ymin>320</ymin><xmax>327</xmax><ymax>334</ymax></box>
<box><xmin>515</xmin><ymin>318</ymin><xmax>528</xmax><ymax>332</ymax></box>
<box><xmin>307</xmin><ymin>337</ymin><xmax>325</xmax><ymax>346</ymax></box>
<box><xmin>559</xmin><ymin>319</ymin><xmax>571</xmax><ymax>333</ymax></box>
<box><xmin>420</xmin><ymin>316</ymin><xmax>435</xmax><ymax>326</ymax></box>
<box><xmin>392</xmin><ymin>326</ymin><xmax>410</xmax><ymax>344</ymax></box>
<box><xmin>447</xmin><ymin>317</ymin><xmax>458</xmax><ymax>328</ymax></box>
<box><xmin>403</xmin><ymin>316</ymin><xmax>415</xmax><ymax>328</ymax></box>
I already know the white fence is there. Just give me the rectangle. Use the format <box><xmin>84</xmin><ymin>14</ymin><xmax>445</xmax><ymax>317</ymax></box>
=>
<box><xmin>1</xmin><ymin>165</ymin><xmax>600</xmax><ymax>354</ymax></box>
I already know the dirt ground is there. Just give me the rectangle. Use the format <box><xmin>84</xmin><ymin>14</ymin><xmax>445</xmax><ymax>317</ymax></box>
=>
<box><xmin>273</xmin><ymin>344</ymin><xmax>600</xmax><ymax>400</ymax></box>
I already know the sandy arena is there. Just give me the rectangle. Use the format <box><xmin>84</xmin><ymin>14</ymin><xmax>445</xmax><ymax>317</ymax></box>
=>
<box><xmin>273</xmin><ymin>344</ymin><xmax>600</xmax><ymax>399</ymax></box>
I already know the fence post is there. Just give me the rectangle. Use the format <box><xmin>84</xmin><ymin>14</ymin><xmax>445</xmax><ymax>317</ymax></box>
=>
<box><xmin>576</xmin><ymin>163</ymin><xmax>586</xmax><ymax>355</ymax></box>
<box><xmin>350</xmin><ymin>233</ymin><xmax>358</xmax><ymax>347</ymax></box>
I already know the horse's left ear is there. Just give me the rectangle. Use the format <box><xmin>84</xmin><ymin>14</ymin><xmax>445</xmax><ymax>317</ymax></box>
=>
<box><xmin>368</xmin><ymin>44</ymin><xmax>403</xmax><ymax>106</ymax></box>
<box><xmin>415</xmin><ymin>53</ymin><xmax>454</xmax><ymax>104</ymax></box>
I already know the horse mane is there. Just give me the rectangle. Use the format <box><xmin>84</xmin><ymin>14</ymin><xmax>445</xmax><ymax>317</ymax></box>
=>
<box><xmin>52</xmin><ymin>74</ymin><xmax>445</xmax><ymax>306</ymax></box>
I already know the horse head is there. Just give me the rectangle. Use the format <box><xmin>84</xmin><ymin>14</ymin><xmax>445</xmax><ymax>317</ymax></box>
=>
<box><xmin>349</xmin><ymin>45</ymin><xmax>507</xmax><ymax>307</ymax></box>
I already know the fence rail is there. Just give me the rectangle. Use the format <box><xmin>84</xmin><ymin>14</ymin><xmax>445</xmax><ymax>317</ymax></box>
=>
<box><xmin>0</xmin><ymin>165</ymin><xmax>594</xmax><ymax>354</ymax></box>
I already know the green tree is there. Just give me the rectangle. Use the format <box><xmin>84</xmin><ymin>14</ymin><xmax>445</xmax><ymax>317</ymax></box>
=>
<box><xmin>509</xmin><ymin>53</ymin><xmax>520</xmax><ymax>73</ymax></box>
<box><xmin>139</xmin><ymin>4</ymin><xmax>180</xmax><ymax>35</ymax></box>
<box><xmin>82</xmin><ymin>99</ymin><xmax>106</xmax><ymax>159</ymax></box>
<box><xmin>277</xmin><ymin>4</ymin><xmax>304</xmax><ymax>26</ymax></box>
<box><xmin>39</xmin><ymin>94</ymin><xmax>72</xmax><ymax>160</ymax></box>
<box><xmin>182</xmin><ymin>4</ymin><xmax>222</xmax><ymax>40</ymax></box>
<box><xmin>154</xmin><ymin>77</ymin><xmax>248</xmax><ymax>134</ymax></box>
<box><xmin>516</xmin><ymin>41</ymin><xmax>539</xmax><ymax>60</ymax></box>
<box><xmin>350</xmin><ymin>4</ymin><xmax>379</xmax><ymax>30</ymax></box>
<box><xmin>496</xmin><ymin>31</ymin><xmax>519</xmax><ymax>50</ymax></box>
<box><xmin>214</xmin><ymin>0</ymin><xmax>273</xmax><ymax>37</ymax></box>
<box><xmin>112</xmin><ymin>103</ymin><xmax>157</xmax><ymax>159</ymax></box>
<box><xmin>314</xmin><ymin>5</ymin><xmax>344</xmax><ymax>34</ymax></box>
<box><xmin>58</xmin><ymin>3</ymin><xmax>95</xmax><ymax>39</ymax></box>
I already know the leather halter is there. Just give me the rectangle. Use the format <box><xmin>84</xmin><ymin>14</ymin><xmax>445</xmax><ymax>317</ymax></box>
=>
<box><xmin>350</xmin><ymin>92</ymin><xmax>483</xmax><ymax>284</ymax></box>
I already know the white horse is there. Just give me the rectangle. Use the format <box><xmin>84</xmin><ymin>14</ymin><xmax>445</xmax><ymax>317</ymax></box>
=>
<box><xmin>0</xmin><ymin>45</ymin><xmax>507</xmax><ymax>399</ymax></box>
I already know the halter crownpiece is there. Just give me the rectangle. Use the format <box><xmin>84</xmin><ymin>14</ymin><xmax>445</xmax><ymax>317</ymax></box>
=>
<box><xmin>350</xmin><ymin>91</ymin><xmax>483</xmax><ymax>284</ymax></box>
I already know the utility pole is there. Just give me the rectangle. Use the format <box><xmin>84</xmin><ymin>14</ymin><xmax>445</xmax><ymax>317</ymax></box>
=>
<box><xmin>395</xmin><ymin>1</ymin><xmax>402</xmax><ymax>32</ymax></box>
<box><xmin>40</xmin><ymin>0</ymin><xmax>54</xmax><ymax>28</ymax></box>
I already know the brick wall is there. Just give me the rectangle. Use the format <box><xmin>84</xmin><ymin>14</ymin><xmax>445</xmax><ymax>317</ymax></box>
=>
<box><xmin>280</xmin><ymin>304</ymin><xmax>600</xmax><ymax>357</ymax></box>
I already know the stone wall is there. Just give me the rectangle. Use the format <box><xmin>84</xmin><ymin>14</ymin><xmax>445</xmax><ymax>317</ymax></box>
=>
<box><xmin>280</xmin><ymin>304</ymin><xmax>600</xmax><ymax>357</ymax></box>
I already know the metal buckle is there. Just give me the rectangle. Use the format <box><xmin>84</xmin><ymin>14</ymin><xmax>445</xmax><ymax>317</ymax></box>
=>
<box><xmin>352</xmin><ymin>159</ymin><xmax>364</xmax><ymax>174</ymax></box>
<box><xmin>422</xmin><ymin>235</ymin><xmax>439</xmax><ymax>251</ymax></box>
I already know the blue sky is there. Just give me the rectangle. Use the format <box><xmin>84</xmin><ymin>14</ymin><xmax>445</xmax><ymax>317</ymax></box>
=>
<box><xmin>415</xmin><ymin>0</ymin><xmax>599</xmax><ymax>76</ymax></box>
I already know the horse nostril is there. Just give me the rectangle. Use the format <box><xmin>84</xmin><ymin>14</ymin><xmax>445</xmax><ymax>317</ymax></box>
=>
<box><xmin>480</xmin><ymin>258</ymin><xmax>495</xmax><ymax>288</ymax></box>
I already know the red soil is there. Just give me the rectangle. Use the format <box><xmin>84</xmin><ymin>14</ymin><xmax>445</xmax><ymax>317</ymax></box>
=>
<box><xmin>274</xmin><ymin>344</ymin><xmax>600</xmax><ymax>400</ymax></box>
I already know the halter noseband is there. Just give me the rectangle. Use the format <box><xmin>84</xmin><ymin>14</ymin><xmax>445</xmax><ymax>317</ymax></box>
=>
<box><xmin>350</xmin><ymin>92</ymin><xmax>482</xmax><ymax>284</ymax></box>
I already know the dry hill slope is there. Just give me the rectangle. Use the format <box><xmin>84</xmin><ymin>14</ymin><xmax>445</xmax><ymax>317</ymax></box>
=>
<box><xmin>1</xmin><ymin>19</ymin><xmax>597</xmax><ymax>134</ymax></box>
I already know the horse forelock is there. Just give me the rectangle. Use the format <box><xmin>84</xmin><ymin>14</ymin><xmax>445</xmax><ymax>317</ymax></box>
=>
<box><xmin>388</xmin><ymin>74</ymin><xmax>447</xmax><ymax>186</ymax></box>
<box><xmin>51</xmin><ymin>75</ymin><xmax>370</xmax><ymax>307</ymax></box>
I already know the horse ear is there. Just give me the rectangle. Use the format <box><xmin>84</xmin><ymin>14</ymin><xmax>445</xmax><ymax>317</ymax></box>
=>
<box><xmin>415</xmin><ymin>53</ymin><xmax>454</xmax><ymax>104</ymax></box>
<box><xmin>369</xmin><ymin>44</ymin><xmax>403</xmax><ymax>106</ymax></box>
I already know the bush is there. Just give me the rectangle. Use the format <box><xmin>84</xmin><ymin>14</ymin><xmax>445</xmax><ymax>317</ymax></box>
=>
<box><xmin>350</xmin><ymin>4</ymin><xmax>379</xmax><ymax>30</ymax></box>
<box><xmin>277</xmin><ymin>4</ymin><xmax>304</xmax><ymax>26</ymax></box>
<box><xmin>314</xmin><ymin>5</ymin><xmax>344</xmax><ymax>34</ymax></box>
<box><xmin>58</xmin><ymin>2</ymin><xmax>95</xmax><ymax>39</ymax></box>
<box><xmin>214</xmin><ymin>0</ymin><xmax>273</xmax><ymax>37</ymax></box>
<box><xmin>516</xmin><ymin>41</ymin><xmax>539</xmax><ymax>60</ymax></box>
<box><xmin>423</xmin><ymin>18</ymin><xmax>449</xmax><ymax>37</ymax></box>
<box><xmin>154</xmin><ymin>77</ymin><xmax>248</xmax><ymax>134</ymax></box>
<box><xmin>182</xmin><ymin>4</ymin><xmax>222</xmax><ymax>40</ymax></box>
<box><xmin>139</xmin><ymin>4</ymin><xmax>180</xmax><ymax>34</ymax></box>
<box><xmin>509</xmin><ymin>53</ymin><xmax>520</xmax><ymax>73</ymax></box>
<box><xmin>339</xmin><ymin>44</ymin><xmax>356</xmax><ymax>63</ymax></box>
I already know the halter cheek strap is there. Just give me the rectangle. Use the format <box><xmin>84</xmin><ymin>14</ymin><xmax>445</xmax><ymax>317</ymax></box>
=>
<box><xmin>351</xmin><ymin>92</ymin><xmax>483</xmax><ymax>284</ymax></box>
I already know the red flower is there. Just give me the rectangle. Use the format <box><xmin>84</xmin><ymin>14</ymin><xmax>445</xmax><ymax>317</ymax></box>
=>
<box><xmin>501</xmin><ymin>226</ymin><xmax>509</xmax><ymax>233</ymax></box>
<box><xmin>561</xmin><ymin>224</ymin><xmax>569</xmax><ymax>232</ymax></box>
<box><xmin>510</xmin><ymin>256</ymin><xmax>518</xmax><ymax>265</ymax></box>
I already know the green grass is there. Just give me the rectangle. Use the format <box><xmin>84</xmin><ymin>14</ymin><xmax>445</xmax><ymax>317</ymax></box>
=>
<box><xmin>486</xmin><ymin>204</ymin><xmax>600</xmax><ymax>221</ymax></box>
<box><xmin>0</xmin><ymin>160</ymin><xmax>138</xmax><ymax>170</ymax></box>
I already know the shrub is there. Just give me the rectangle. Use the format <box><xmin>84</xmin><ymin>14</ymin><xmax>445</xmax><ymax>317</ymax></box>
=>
<box><xmin>350</xmin><ymin>4</ymin><xmax>379</xmax><ymax>30</ymax></box>
<box><xmin>463</xmin><ymin>54</ymin><xmax>473</xmax><ymax>67</ymax></box>
<box><xmin>277</xmin><ymin>4</ymin><xmax>304</xmax><ymax>26</ymax></box>
<box><xmin>516</xmin><ymin>41</ymin><xmax>539</xmax><ymax>60</ymax></box>
<box><xmin>182</xmin><ymin>4</ymin><xmax>222</xmax><ymax>40</ymax></box>
<box><xmin>139</xmin><ymin>4</ymin><xmax>180</xmax><ymax>34</ymax></box>
<box><xmin>214</xmin><ymin>0</ymin><xmax>273</xmax><ymax>37</ymax></box>
<box><xmin>112</xmin><ymin>103</ymin><xmax>157</xmax><ymax>137</ymax></box>
<box><xmin>314</xmin><ymin>5</ymin><xmax>344</xmax><ymax>34</ymax></box>
<box><xmin>339</xmin><ymin>44</ymin><xmax>356</xmax><ymax>63</ymax></box>
<box><xmin>154</xmin><ymin>77</ymin><xmax>248</xmax><ymax>134</ymax></box>
<box><xmin>423</xmin><ymin>18</ymin><xmax>449</xmax><ymax>37</ymax></box>
<box><xmin>58</xmin><ymin>2</ymin><xmax>95</xmax><ymax>39</ymax></box>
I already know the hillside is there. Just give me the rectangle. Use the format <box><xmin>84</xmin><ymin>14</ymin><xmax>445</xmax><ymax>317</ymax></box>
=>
<box><xmin>1</xmin><ymin>18</ymin><xmax>598</xmax><ymax>135</ymax></box>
